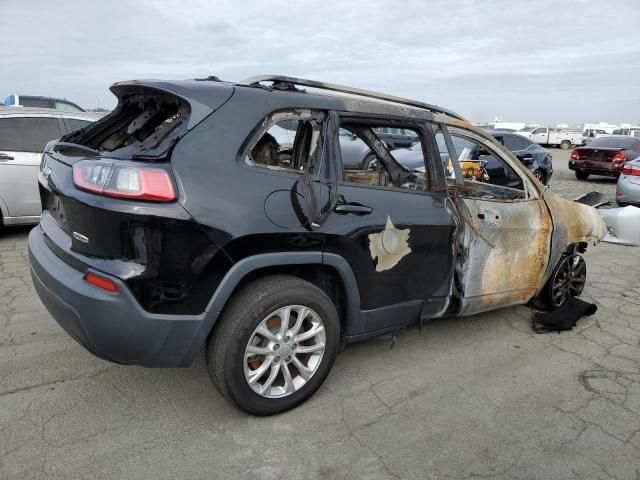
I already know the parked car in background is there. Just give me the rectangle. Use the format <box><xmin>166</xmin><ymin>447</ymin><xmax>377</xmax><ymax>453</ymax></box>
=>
<box><xmin>582</xmin><ymin>128</ymin><xmax>609</xmax><ymax>143</ymax></box>
<box><xmin>516</xmin><ymin>126</ymin><xmax>583</xmax><ymax>149</ymax></box>
<box><xmin>489</xmin><ymin>130</ymin><xmax>553</xmax><ymax>184</ymax></box>
<box><xmin>270</xmin><ymin>126</ymin><xmax>420</xmax><ymax>170</ymax></box>
<box><xmin>373</xmin><ymin>127</ymin><xmax>418</xmax><ymax>150</ymax></box>
<box><xmin>4</xmin><ymin>95</ymin><xmax>85</xmax><ymax>112</ymax></box>
<box><xmin>491</xmin><ymin>122</ymin><xmax>526</xmax><ymax>131</ymax></box>
<box><xmin>569</xmin><ymin>136</ymin><xmax>640</xmax><ymax>180</ymax></box>
<box><xmin>389</xmin><ymin>129</ymin><xmax>553</xmax><ymax>184</ymax></box>
<box><xmin>582</xmin><ymin>123</ymin><xmax>620</xmax><ymax>144</ymax></box>
<box><xmin>269</xmin><ymin>127</ymin><xmax>378</xmax><ymax>170</ymax></box>
<box><xmin>612</xmin><ymin>126</ymin><xmax>640</xmax><ymax>138</ymax></box>
<box><xmin>339</xmin><ymin>128</ymin><xmax>379</xmax><ymax>169</ymax></box>
<box><xmin>616</xmin><ymin>156</ymin><xmax>640</xmax><ymax>206</ymax></box>
<box><xmin>28</xmin><ymin>75</ymin><xmax>606</xmax><ymax>414</ymax></box>
<box><xmin>0</xmin><ymin>108</ymin><xmax>97</xmax><ymax>227</ymax></box>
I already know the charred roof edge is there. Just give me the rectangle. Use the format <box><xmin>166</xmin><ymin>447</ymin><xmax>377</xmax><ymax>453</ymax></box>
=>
<box><xmin>240</xmin><ymin>75</ymin><xmax>467</xmax><ymax>122</ymax></box>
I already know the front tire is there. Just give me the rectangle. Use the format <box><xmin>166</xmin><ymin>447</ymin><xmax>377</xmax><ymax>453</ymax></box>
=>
<box><xmin>207</xmin><ymin>275</ymin><xmax>340</xmax><ymax>415</ymax></box>
<box><xmin>532</xmin><ymin>253</ymin><xmax>587</xmax><ymax>310</ymax></box>
<box><xmin>546</xmin><ymin>254</ymin><xmax>586</xmax><ymax>308</ymax></box>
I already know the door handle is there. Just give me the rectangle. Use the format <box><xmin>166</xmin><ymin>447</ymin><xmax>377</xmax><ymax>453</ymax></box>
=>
<box><xmin>334</xmin><ymin>203</ymin><xmax>373</xmax><ymax>215</ymax></box>
<box><xmin>0</xmin><ymin>153</ymin><xmax>14</xmax><ymax>161</ymax></box>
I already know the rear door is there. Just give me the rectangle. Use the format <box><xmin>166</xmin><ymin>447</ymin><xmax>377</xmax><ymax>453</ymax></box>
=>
<box><xmin>322</xmin><ymin>114</ymin><xmax>458</xmax><ymax>335</ymax></box>
<box><xmin>0</xmin><ymin>116</ymin><xmax>63</xmax><ymax>218</ymax></box>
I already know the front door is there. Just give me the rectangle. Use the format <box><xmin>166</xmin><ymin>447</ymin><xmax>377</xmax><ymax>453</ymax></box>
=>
<box><xmin>442</xmin><ymin>127</ymin><xmax>552</xmax><ymax>316</ymax></box>
<box><xmin>321</xmin><ymin>114</ymin><xmax>458</xmax><ymax>335</ymax></box>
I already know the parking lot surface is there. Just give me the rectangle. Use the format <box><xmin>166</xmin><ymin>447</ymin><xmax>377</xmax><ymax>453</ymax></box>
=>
<box><xmin>1</xmin><ymin>149</ymin><xmax>639</xmax><ymax>479</ymax></box>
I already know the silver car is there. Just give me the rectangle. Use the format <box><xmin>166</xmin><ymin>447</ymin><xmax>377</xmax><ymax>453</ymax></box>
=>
<box><xmin>0</xmin><ymin>108</ymin><xmax>98</xmax><ymax>227</ymax></box>
<box><xmin>616</xmin><ymin>157</ymin><xmax>640</xmax><ymax>206</ymax></box>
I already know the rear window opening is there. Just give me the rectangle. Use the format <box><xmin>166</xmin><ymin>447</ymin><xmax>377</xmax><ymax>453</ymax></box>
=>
<box><xmin>246</xmin><ymin>111</ymin><xmax>324</xmax><ymax>173</ymax></box>
<box><xmin>60</xmin><ymin>91</ymin><xmax>191</xmax><ymax>160</ymax></box>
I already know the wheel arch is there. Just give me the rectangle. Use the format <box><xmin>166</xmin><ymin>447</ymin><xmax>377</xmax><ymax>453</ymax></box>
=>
<box><xmin>540</xmin><ymin>192</ymin><xmax>607</xmax><ymax>288</ymax></box>
<box><xmin>194</xmin><ymin>252</ymin><xmax>365</xmax><ymax>361</ymax></box>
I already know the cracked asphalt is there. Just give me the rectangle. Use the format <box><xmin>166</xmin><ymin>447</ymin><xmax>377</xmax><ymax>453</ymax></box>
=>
<box><xmin>1</xmin><ymin>150</ymin><xmax>639</xmax><ymax>479</ymax></box>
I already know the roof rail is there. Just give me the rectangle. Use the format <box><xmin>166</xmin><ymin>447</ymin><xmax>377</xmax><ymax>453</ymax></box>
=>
<box><xmin>240</xmin><ymin>75</ymin><xmax>466</xmax><ymax>122</ymax></box>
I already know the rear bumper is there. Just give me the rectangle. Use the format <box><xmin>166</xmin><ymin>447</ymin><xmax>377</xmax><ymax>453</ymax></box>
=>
<box><xmin>569</xmin><ymin>160</ymin><xmax>623</xmax><ymax>176</ymax></box>
<box><xmin>28</xmin><ymin>226</ymin><xmax>208</xmax><ymax>367</ymax></box>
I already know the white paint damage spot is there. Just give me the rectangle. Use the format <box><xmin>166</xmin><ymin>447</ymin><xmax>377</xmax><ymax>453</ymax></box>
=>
<box><xmin>368</xmin><ymin>216</ymin><xmax>411</xmax><ymax>272</ymax></box>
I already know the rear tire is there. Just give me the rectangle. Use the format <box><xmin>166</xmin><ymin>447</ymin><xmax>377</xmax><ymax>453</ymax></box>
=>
<box><xmin>575</xmin><ymin>171</ymin><xmax>589</xmax><ymax>180</ymax></box>
<box><xmin>560</xmin><ymin>140</ymin><xmax>571</xmax><ymax>150</ymax></box>
<box><xmin>207</xmin><ymin>275</ymin><xmax>340</xmax><ymax>415</ymax></box>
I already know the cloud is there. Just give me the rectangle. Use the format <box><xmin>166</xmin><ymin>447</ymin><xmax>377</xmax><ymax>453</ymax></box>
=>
<box><xmin>0</xmin><ymin>0</ymin><xmax>638</xmax><ymax>124</ymax></box>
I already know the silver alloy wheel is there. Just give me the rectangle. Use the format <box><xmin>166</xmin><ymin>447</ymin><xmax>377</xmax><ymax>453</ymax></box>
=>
<box><xmin>243</xmin><ymin>305</ymin><xmax>326</xmax><ymax>399</ymax></box>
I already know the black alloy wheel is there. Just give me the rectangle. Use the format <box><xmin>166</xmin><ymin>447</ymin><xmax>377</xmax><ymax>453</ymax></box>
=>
<box><xmin>547</xmin><ymin>254</ymin><xmax>587</xmax><ymax>308</ymax></box>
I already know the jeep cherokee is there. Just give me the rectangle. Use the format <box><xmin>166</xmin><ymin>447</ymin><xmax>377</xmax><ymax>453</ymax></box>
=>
<box><xmin>28</xmin><ymin>75</ymin><xmax>606</xmax><ymax>415</ymax></box>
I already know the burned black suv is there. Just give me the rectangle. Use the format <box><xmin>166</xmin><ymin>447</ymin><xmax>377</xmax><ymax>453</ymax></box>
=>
<box><xmin>29</xmin><ymin>75</ymin><xmax>606</xmax><ymax>415</ymax></box>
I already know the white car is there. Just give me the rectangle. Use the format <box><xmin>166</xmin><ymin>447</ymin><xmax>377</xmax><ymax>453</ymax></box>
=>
<box><xmin>3</xmin><ymin>94</ymin><xmax>85</xmax><ymax>112</ymax></box>
<box><xmin>0</xmin><ymin>108</ymin><xmax>98</xmax><ymax>227</ymax></box>
<box><xmin>516</xmin><ymin>126</ymin><xmax>583</xmax><ymax>149</ymax></box>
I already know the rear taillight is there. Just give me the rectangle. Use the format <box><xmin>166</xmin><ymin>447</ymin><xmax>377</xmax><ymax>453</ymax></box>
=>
<box><xmin>622</xmin><ymin>165</ymin><xmax>640</xmax><ymax>176</ymax></box>
<box><xmin>570</xmin><ymin>150</ymin><xmax>580</xmax><ymax>160</ymax></box>
<box><xmin>612</xmin><ymin>153</ymin><xmax>627</xmax><ymax>164</ymax></box>
<box><xmin>73</xmin><ymin>160</ymin><xmax>175</xmax><ymax>202</ymax></box>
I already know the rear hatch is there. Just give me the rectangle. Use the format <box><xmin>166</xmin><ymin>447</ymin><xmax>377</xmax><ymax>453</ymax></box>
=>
<box><xmin>37</xmin><ymin>80</ymin><xmax>235</xmax><ymax>313</ymax></box>
<box><xmin>39</xmin><ymin>80</ymin><xmax>232</xmax><ymax>256</ymax></box>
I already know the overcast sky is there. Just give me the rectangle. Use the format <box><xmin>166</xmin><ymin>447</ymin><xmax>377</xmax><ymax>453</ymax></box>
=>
<box><xmin>1</xmin><ymin>0</ymin><xmax>638</xmax><ymax>125</ymax></box>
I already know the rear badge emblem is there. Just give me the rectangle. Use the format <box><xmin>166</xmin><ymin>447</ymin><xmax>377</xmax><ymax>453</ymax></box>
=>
<box><xmin>72</xmin><ymin>232</ymin><xmax>89</xmax><ymax>243</ymax></box>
